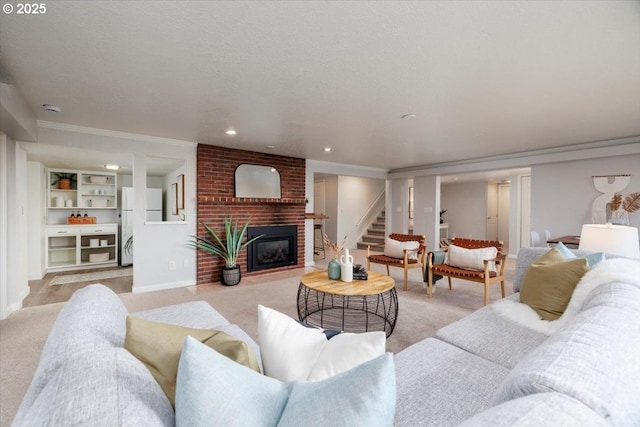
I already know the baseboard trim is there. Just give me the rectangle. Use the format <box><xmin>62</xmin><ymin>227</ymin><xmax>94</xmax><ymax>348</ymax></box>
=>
<box><xmin>132</xmin><ymin>279</ymin><xmax>196</xmax><ymax>294</ymax></box>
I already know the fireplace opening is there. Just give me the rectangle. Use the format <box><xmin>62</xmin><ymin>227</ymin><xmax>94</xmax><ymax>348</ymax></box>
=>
<box><xmin>247</xmin><ymin>225</ymin><xmax>297</xmax><ymax>272</ymax></box>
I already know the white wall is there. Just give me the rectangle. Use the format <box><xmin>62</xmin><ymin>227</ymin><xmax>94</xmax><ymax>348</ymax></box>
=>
<box><xmin>0</xmin><ymin>83</ymin><xmax>37</xmax><ymax>142</ymax></box>
<box><xmin>390</xmin><ymin>179</ymin><xmax>409</xmax><ymax>234</ymax></box>
<box><xmin>412</xmin><ymin>175</ymin><xmax>441</xmax><ymax>251</ymax></box>
<box><xmin>162</xmin><ymin>162</ymin><xmax>187</xmax><ymax>222</ymax></box>
<box><xmin>0</xmin><ymin>135</ymin><xmax>31</xmax><ymax>318</ymax></box>
<box><xmin>510</xmin><ymin>173</ymin><xmax>530</xmax><ymax>255</ymax></box>
<box><xmin>441</xmin><ymin>181</ymin><xmax>488</xmax><ymax>240</ymax></box>
<box><xmin>0</xmin><ymin>134</ymin><xmax>8</xmax><ymax>318</ymax></box>
<box><xmin>27</xmin><ymin>161</ymin><xmax>45</xmax><ymax>279</ymax></box>
<box><xmin>324</xmin><ymin>176</ymin><xmax>340</xmax><ymax>246</ymax></box>
<box><xmin>531</xmin><ymin>154</ymin><xmax>640</xmax><ymax>235</ymax></box>
<box><xmin>31</xmin><ymin>123</ymin><xmax>198</xmax><ymax>294</ymax></box>
<box><xmin>336</xmin><ymin>176</ymin><xmax>385</xmax><ymax>249</ymax></box>
<box><xmin>16</xmin><ymin>146</ymin><xmax>29</xmax><ymax>304</ymax></box>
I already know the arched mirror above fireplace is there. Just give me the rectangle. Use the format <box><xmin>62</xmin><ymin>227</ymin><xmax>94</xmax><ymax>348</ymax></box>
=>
<box><xmin>235</xmin><ymin>164</ymin><xmax>281</xmax><ymax>199</ymax></box>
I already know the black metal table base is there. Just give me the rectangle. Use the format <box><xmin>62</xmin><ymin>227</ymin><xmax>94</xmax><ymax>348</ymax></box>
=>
<box><xmin>297</xmin><ymin>284</ymin><xmax>398</xmax><ymax>337</ymax></box>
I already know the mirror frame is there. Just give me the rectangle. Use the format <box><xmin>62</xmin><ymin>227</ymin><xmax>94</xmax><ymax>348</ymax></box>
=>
<box><xmin>235</xmin><ymin>164</ymin><xmax>282</xmax><ymax>199</ymax></box>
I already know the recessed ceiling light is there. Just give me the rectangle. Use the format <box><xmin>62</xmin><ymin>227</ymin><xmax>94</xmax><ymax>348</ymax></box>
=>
<box><xmin>105</xmin><ymin>164</ymin><xmax>120</xmax><ymax>170</ymax></box>
<box><xmin>324</xmin><ymin>147</ymin><xmax>332</xmax><ymax>152</ymax></box>
<box><xmin>225</xmin><ymin>129</ymin><xmax>237</xmax><ymax>135</ymax></box>
<box><xmin>402</xmin><ymin>114</ymin><xmax>417</xmax><ymax>119</ymax></box>
<box><xmin>42</xmin><ymin>104</ymin><xmax>61</xmax><ymax>113</ymax></box>
<box><xmin>265</xmin><ymin>145</ymin><xmax>276</xmax><ymax>149</ymax></box>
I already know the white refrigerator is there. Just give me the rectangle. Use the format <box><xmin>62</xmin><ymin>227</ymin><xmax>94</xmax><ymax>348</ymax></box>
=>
<box><xmin>121</xmin><ymin>187</ymin><xmax>163</xmax><ymax>266</ymax></box>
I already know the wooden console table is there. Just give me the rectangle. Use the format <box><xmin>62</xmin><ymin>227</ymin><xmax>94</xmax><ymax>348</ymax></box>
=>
<box><xmin>297</xmin><ymin>270</ymin><xmax>398</xmax><ymax>337</ymax></box>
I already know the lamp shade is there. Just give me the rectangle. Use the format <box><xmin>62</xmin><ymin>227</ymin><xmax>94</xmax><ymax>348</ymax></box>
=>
<box><xmin>578</xmin><ymin>224</ymin><xmax>640</xmax><ymax>259</ymax></box>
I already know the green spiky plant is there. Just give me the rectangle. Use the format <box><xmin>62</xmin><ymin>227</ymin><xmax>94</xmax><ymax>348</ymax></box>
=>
<box><xmin>189</xmin><ymin>217</ymin><xmax>263</xmax><ymax>268</ymax></box>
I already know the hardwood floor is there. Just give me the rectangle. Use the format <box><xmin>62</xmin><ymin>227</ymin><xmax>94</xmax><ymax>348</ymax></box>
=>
<box><xmin>23</xmin><ymin>266</ymin><xmax>133</xmax><ymax>308</ymax></box>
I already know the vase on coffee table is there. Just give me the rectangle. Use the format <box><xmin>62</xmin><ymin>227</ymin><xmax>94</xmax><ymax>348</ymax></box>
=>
<box><xmin>328</xmin><ymin>258</ymin><xmax>341</xmax><ymax>280</ymax></box>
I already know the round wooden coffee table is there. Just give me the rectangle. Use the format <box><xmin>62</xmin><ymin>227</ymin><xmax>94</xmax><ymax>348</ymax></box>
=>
<box><xmin>297</xmin><ymin>270</ymin><xmax>398</xmax><ymax>337</ymax></box>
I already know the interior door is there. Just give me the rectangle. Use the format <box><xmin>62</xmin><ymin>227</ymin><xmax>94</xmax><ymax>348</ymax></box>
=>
<box><xmin>486</xmin><ymin>184</ymin><xmax>498</xmax><ymax>240</ymax></box>
<box><xmin>520</xmin><ymin>175</ymin><xmax>532</xmax><ymax>248</ymax></box>
<box><xmin>498</xmin><ymin>183</ymin><xmax>510</xmax><ymax>249</ymax></box>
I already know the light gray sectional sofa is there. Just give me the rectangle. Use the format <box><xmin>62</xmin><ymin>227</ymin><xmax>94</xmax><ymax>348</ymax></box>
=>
<box><xmin>12</xmin><ymin>247</ymin><xmax>640</xmax><ymax>426</ymax></box>
<box><xmin>395</xmin><ymin>247</ymin><xmax>640</xmax><ymax>426</ymax></box>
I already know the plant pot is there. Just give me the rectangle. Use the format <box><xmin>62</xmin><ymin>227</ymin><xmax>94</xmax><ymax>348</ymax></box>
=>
<box><xmin>58</xmin><ymin>178</ymin><xmax>71</xmax><ymax>190</ymax></box>
<box><xmin>221</xmin><ymin>265</ymin><xmax>241</xmax><ymax>286</ymax></box>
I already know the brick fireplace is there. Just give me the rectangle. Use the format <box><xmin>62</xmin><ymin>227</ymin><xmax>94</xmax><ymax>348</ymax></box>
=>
<box><xmin>196</xmin><ymin>144</ymin><xmax>306</xmax><ymax>285</ymax></box>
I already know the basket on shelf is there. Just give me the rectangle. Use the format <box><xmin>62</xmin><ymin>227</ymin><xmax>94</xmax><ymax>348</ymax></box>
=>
<box><xmin>89</xmin><ymin>252</ymin><xmax>109</xmax><ymax>263</ymax></box>
<box><xmin>89</xmin><ymin>176</ymin><xmax>108</xmax><ymax>184</ymax></box>
<box><xmin>67</xmin><ymin>217</ymin><xmax>97</xmax><ymax>225</ymax></box>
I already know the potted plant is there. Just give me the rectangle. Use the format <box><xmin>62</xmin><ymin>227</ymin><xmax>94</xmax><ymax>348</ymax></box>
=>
<box><xmin>51</xmin><ymin>172</ymin><xmax>77</xmax><ymax>190</ymax></box>
<box><xmin>189</xmin><ymin>217</ymin><xmax>263</xmax><ymax>286</ymax></box>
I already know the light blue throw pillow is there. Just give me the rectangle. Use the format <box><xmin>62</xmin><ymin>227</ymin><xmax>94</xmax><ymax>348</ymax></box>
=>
<box><xmin>555</xmin><ymin>241</ymin><xmax>605</xmax><ymax>267</ymax></box>
<box><xmin>175</xmin><ymin>336</ymin><xmax>396</xmax><ymax>427</ymax></box>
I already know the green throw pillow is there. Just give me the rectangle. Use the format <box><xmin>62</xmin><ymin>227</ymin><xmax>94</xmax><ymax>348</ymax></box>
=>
<box><xmin>124</xmin><ymin>316</ymin><xmax>260</xmax><ymax>406</ymax></box>
<box><xmin>520</xmin><ymin>249</ymin><xmax>590</xmax><ymax>321</ymax></box>
<box><xmin>533</xmin><ymin>247</ymin><xmax>566</xmax><ymax>265</ymax></box>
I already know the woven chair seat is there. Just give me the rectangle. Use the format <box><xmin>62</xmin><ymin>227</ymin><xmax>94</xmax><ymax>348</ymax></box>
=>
<box><xmin>430</xmin><ymin>264</ymin><xmax>497</xmax><ymax>279</ymax></box>
<box><xmin>368</xmin><ymin>254</ymin><xmax>420</xmax><ymax>266</ymax></box>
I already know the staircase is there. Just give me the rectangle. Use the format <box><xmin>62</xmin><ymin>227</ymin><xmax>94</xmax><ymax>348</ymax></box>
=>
<box><xmin>357</xmin><ymin>210</ymin><xmax>386</xmax><ymax>251</ymax></box>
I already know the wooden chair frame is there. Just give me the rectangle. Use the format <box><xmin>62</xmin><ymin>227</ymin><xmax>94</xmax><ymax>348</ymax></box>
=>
<box><xmin>427</xmin><ymin>237</ymin><xmax>506</xmax><ymax>305</ymax></box>
<box><xmin>367</xmin><ymin>233</ymin><xmax>426</xmax><ymax>291</ymax></box>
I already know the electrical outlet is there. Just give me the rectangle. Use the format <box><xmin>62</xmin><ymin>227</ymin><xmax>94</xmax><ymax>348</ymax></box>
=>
<box><xmin>183</xmin><ymin>259</ymin><xmax>189</xmax><ymax>267</ymax></box>
<box><xmin>168</xmin><ymin>261</ymin><xmax>176</xmax><ymax>270</ymax></box>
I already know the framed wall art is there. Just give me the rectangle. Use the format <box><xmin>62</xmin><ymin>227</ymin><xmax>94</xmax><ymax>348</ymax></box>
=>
<box><xmin>177</xmin><ymin>174</ymin><xmax>185</xmax><ymax>210</ymax></box>
<box><xmin>172</xmin><ymin>182</ymin><xmax>178</xmax><ymax>215</ymax></box>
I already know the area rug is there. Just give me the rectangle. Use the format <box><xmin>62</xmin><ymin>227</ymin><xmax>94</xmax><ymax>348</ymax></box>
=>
<box><xmin>49</xmin><ymin>268</ymin><xmax>133</xmax><ymax>285</ymax></box>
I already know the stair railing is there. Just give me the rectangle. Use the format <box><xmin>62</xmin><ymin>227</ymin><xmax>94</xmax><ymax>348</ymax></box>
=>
<box><xmin>356</xmin><ymin>191</ymin><xmax>385</xmax><ymax>229</ymax></box>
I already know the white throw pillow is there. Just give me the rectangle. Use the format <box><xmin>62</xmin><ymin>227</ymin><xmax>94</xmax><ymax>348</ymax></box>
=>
<box><xmin>383</xmin><ymin>237</ymin><xmax>419</xmax><ymax>260</ymax></box>
<box><xmin>445</xmin><ymin>244</ymin><xmax>498</xmax><ymax>273</ymax></box>
<box><xmin>257</xmin><ymin>305</ymin><xmax>386</xmax><ymax>382</ymax></box>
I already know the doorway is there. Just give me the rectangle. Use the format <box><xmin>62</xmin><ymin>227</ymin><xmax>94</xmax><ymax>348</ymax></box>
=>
<box><xmin>498</xmin><ymin>183</ymin><xmax>510</xmax><ymax>248</ymax></box>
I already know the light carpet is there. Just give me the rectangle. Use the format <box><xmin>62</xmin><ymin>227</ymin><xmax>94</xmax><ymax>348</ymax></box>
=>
<box><xmin>1</xmin><ymin>250</ymin><xmax>515</xmax><ymax>425</ymax></box>
<box><xmin>49</xmin><ymin>268</ymin><xmax>133</xmax><ymax>285</ymax></box>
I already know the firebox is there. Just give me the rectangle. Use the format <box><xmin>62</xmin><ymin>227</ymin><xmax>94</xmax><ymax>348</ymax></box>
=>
<box><xmin>247</xmin><ymin>225</ymin><xmax>298</xmax><ymax>272</ymax></box>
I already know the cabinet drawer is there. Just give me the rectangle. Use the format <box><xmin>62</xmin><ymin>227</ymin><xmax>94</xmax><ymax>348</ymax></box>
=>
<box><xmin>47</xmin><ymin>227</ymin><xmax>78</xmax><ymax>236</ymax></box>
<box><xmin>81</xmin><ymin>225</ymin><xmax>117</xmax><ymax>235</ymax></box>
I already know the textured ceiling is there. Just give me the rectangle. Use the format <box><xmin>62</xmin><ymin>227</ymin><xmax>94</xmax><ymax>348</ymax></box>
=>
<box><xmin>1</xmin><ymin>1</ymin><xmax>639</xmax><ymax>171</ymax></box>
